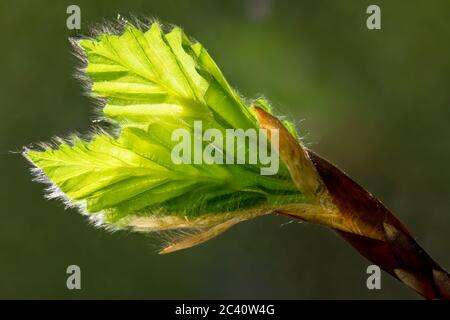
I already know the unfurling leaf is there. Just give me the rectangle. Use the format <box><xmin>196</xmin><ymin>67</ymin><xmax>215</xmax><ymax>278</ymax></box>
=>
<box><xmin>25</xmin><ymin>21</ymin><xmax>306</xmax><ymax>242</ymax></box>
<box><xmin>24</xmin><ymin>19</ymin><xmax>449</xmax><ymax>299</ymax></box>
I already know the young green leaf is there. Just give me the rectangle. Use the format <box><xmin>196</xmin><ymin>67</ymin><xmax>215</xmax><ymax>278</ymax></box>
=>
<box><xmin>25</xmin><ymin>21</ymin><xmax>307</xmax><ymax>243</ymax></box>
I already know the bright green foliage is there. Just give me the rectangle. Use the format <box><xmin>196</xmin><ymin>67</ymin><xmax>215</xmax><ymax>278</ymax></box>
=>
<box><xmin>25</xmin><ymin>21</ymin><xmax>306</xmax><ymax>232</ymax></box>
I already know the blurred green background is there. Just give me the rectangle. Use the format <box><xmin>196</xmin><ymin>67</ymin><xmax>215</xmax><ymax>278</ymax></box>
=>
<box><xmin>1</xmin><ymin>0</ymin><xmax>449</xmax><ymax>299</ymax></box>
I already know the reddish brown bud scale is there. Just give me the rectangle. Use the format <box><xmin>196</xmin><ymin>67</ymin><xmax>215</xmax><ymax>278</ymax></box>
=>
<box><xmin>253</xmin><ymin>105</ymin><xmax>450</xmax><ymax>299</ymax></box>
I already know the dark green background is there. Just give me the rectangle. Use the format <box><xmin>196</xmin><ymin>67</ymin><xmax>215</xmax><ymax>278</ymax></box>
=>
<box><xmin>1</xmin><ymin>0</ymin><xmax>449</xmax><ymax>299</ymax></box>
